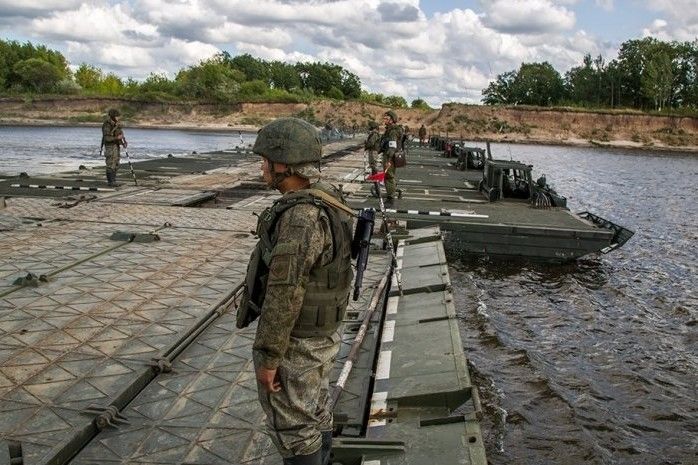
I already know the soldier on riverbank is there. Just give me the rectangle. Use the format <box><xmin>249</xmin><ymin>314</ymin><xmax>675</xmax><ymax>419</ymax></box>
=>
<box><xmin>237</xmin><ymin>117</ymin><xmax>354</xmax><ymax>465</ymax></box>
<box><xmin>101</xmin><ymin>108</ymin><xmax>127</xmax><ymax>186</ymax></box>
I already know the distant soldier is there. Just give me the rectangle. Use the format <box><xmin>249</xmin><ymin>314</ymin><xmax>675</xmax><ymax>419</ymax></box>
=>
<box><xmin>401</xmin><ymin>125</ymin><xmax>410</xmax><ymax>151</ymax></box>
<box><xmin>379</xmin><ymin>110</ymin><xmax>402</xmax><ymax>202</ymax></box>
<box><xmin>364</xmin><ymin>121</ymin><xmax>381</xmax><ymax>174</ymax></box>
<box><xmin>418</xmin><ymin>124</ymin><xmax>427</xmax><ymax>146</ymax></box>
<box><xmin>101</xmin><ymin>108</ymin><xmax>127</xmax><ymax>186</ymax></box>
<box><xmin>237</xmin><ymin>117</ymin><xmax>353</xmax><ymax>465</ymax></box>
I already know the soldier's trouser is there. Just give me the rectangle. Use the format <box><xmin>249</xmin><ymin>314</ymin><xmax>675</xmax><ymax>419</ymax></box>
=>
<box><xmin>382</xmin><ymin>154</ymin><xmax>397</xmax><ymax>198</ymax></box>
<box><xmin>254</xmin><ymin>332</ymin><xmax>340</xmax><ymax>458</ymax></box>
<box><xmin>104</xmin><ymin>145</ymin><xmax>120</xmax><ymax>175</ymax></box>
<box><xmin>367</xmin><ymin>150</ymin><xmax>379</xmax><ymax>174</ymax></box>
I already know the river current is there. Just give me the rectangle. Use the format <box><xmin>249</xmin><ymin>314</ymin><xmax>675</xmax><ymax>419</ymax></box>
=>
<box><xmin>0</xmin><ymin>127</ymin><xmax>695</xmax><ymax>464</ymax></box>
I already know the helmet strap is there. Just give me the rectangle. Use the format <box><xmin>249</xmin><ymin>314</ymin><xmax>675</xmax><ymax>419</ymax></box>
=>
<box><xmin>269</xmin><ymin>161</ymin><xmax>290</xmax><ymax>189</ymax></box>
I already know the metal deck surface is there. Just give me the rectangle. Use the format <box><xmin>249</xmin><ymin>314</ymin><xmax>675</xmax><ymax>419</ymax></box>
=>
<box><xmin>1</xmin><ymin>138</ymin><xmax>486</xmax><ymax>465</ymax></box>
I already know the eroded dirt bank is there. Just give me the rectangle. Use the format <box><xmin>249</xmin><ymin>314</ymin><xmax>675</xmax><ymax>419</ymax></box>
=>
<box><xmin>1</xmin><ymin>97</ymin><xmax>697</xmax><ymax>152</ymax></box>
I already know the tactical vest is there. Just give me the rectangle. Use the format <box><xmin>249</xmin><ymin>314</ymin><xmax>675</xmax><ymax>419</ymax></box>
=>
<box><xmin>237</xmin><ymin>182</ymin><xmax>354</xmax><ymax>337</ymax></box>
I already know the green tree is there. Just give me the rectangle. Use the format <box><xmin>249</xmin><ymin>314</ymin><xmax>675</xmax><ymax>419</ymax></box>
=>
<box><xmin>74</xmin><ymin>63</ymin><xmax>103</xmax><ymax>90</ymax></box>
<box><xmin>512</xmin><ymin>62</ymin><xmax>565</xmax><ymax>106</ymax></box>
<box><xmin>643</xmin><ymin>51</ymin><xmax>674</xmax><ymax>110</ymax></box>
<box><xmin>565</xmin><ymin>54</ymin><xmax>605</xmax><ymax>106</ymax></box>
<box><xmin>384</xmin><ymin>95</ymin><xmax>408</xmax><ymax>107</ymax></box>
<box><xmin>12</xmin><ymin>58</ymin><xmax>62</xmax><ymax>91</ymax></box>
<box><xmin>238</xmin><ymin>79</ymin><xmax>269</xmax><ymax>97</ymax></box>
<box><xmin>269</xmin><ymin>60</ymin><xmax>300</xmax><ymax>91</ymax></box>
<box><xmin>411</xmin><ymin>98</ymin><xmax>431</xmax><ymax>110</ymax></box>
<box><xmin>482</xmin><ymin>70</ymin><xmax>517</xmax><ymax>104</ymax></box>
<box><xmin>176</xmin><ymin>57</ymin><xmax>244</xmax><ymax>101</ymax></box>
<box><xmin>139</xmin><ymin>73</ymin><xmax>178</xmax><ymax>95</ymax></box>
<box><xmin>226</xmin><ymin>53</ymin><xmax>270</xmax><ymax>82</ymax></box>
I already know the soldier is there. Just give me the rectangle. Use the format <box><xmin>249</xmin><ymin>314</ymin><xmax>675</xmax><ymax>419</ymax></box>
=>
<box><xmin>418</xmin><ymin>124</ymin><xmax>427</xmax><ymax>146</ymax></box>
<box><xmin>379</xmin><ymin>110</ymin><xmax>402</xmax><ymax>202</ymax></box>
<box><xmin>237</xmin><ymin>117</ymin><xmax>354</xmax><ymax>465</ymax></box>
<box><xmin>364</xmin><ymin>121</ymin><xmax>381</xmax><ymax>174</ymax></box>
<box><xmin>101</xmin><ymin>108</ymin><xmax>127</xmax><ymax>186</ymax></box>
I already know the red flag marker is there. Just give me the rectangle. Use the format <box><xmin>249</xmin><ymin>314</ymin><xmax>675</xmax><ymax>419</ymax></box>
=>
<box><xmin>367</xmin><ymin>171</ymin><xmax>385</xmax><ymax>182</ymax></box>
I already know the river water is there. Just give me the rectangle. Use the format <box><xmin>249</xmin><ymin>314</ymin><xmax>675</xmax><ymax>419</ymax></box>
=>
<box><xmin>0</xmin><ymin>125</ymin><xmax>255</xmax><ymax>176</ymax></box>
<box><xmin>451</xmin><ymin>143</ymin><xmax>697</xmax><ymax>465</ymax></box>
<box><xmin>0</xmin><ymin>127</ymin><xmax>696</xmax><ymax>464</ymax></box>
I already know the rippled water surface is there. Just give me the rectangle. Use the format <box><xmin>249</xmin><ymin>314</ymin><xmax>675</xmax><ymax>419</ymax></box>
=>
<box><xmin>1</xmin><ymin>129</ymin><xmax>695</xmax><ymax>464</ymax></box>
<box><xmin>0</xmin><ymin>125</ymin><xmax>255</xmax><ymax>175</ymax></box>
<box><xmin>450</xmin><ymin>143</ymin><xmax>697</xmax><ymax>465</ymax></box>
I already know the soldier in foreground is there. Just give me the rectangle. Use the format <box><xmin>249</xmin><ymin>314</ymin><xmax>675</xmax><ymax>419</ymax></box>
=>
<box><xmin>101</xmin><ymin>108</ymin><xmax>127</xmax><ymax>186</ymax></box>
<box><xmin>237</xmin><ymin>117</ymin><xmax>354</xmax><ymax>465</ymax></box>
<box><xmin>364</xmin><ymin>120</ymin><xmax>381</xmax><ymax>174</ymax></box>
<box><xmin>379</xmin><ymin>110</ymin><xmax>402</xmax><ymax>202</ymax></box>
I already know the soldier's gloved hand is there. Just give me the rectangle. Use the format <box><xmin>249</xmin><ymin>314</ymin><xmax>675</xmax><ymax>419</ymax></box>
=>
<box><xmin>122</xmin><ymin>140</ymin><xmax>128</xmax><ymax>148</ymax></box>
<box><xmin>256</xmin><ymin>366</ymin><xmax>281</xmax><ymax>393</ymax></box>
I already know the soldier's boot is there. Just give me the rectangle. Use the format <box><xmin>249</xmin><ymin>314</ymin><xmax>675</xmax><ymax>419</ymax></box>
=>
<box><xmin>106</xmin><ymin>169</ymin><xmax>114</xmax><ymax>186</ymax></box>
<box><xmin>320</xmin><ymin>431</ymin><xmax>333</xmax><ymax>465</ymax></box>
<box><xmin>110</xmin><ymin>170</ymin><xmax>122</xmax><ymax>187</ymax></box>
<box><xmin>282</xmin><ymin>448</ymin><xmax>322</xmax><ymax>465</ymax></box>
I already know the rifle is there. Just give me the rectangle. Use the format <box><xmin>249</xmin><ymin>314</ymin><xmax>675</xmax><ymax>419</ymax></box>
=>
<box><xmin>351</xmin><ymin>208</ymin><xmax>375</xmax><ymax>301</ymax></box>
<box><xmin>366</xmin><ymin>172</ymin><xmax>403</xmax><ymax>295</ymax></box>
<box><xmin>121</xmin><ymin>136</ymin><xmax>138</xmax><ymax>186</ymax></box>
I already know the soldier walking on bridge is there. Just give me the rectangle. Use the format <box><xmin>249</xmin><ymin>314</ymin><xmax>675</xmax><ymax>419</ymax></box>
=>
<box><xmin>379</xmin><ymin>110</ymin><xmax>402</xmax><ymax>202</ymax></box>
<box><xmin>364</xmin><ymin>120</ymin><xmax>381</xmax><ymax>174</ymax></box>
<box><xmin>101</xmin><ymin>108</ymin><xmax>127</xmax><ymax>187</ymax></box>
<box><xmin>236</xmin><ymin>117</ymin><xmax>354</xmax><ymax>465</ymax></box>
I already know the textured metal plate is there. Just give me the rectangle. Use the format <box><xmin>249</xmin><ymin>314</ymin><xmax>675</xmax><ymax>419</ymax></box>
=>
<box><xmin>0</xmin><ymin>219</ymin><xmax>255</xmax><ymax>465</ymax></box>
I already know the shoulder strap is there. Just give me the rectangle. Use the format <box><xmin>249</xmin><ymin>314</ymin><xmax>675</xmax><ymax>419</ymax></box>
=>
<box><xmin>303</xmin><ymin>188</ymin><xmax>357</xmax><ymax>217</ymax></box>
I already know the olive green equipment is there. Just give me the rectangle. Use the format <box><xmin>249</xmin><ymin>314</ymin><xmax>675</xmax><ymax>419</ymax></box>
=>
<box><xmin>252</xmin><ymin>117</ymin><xmax>322</xmax><ymax>165</ymax></box>
<box><xmin>384</xmin><ymin>110</ymin><xmax>398</xmax><ymax>123</ymax></box>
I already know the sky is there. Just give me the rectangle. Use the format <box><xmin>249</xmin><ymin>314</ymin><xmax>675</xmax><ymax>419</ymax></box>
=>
<box><xmin>1</xmin><ymin>0</ymin><xmax>696</xmax><ymax>106</ymax></box>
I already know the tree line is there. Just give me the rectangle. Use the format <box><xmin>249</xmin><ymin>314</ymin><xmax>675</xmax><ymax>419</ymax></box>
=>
<box><xmin>0</xmin><ymin>39</ymin><xmax>432</xmax><ymax>108</ymax></box>
<box><xmin>482</xmin><ymin>37</ymin><xmax>698</xmax><ymax>113</ymax></box>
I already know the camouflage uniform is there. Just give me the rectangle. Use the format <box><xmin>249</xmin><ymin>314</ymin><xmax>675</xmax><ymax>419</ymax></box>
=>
<box><xmin>380</xmin><ymin>112</ymin><xmax>402</xmax><ymax>199</ymax></box>
<box><xmin>252</xmin><ymin>200</ymin><xmax>342</xmax><ymax>457</ymax></box>
<box><xmin>418</xmin><ymin>124</ymin><xmax>427</xmax><ymax>146</ymax></box>
<box><xmin>364</xmin><ymin>122</ymin><xmax>381</xmax><ymax>174</ymax></box>
<box><xmin>102</xmin><ymin>109</ymin><xmax>124</xmax><ymax>185</ymax></box>
<box><xmin>238</xmin><ymin>118</ymin><xmax>353</xmax><ymax>464</ymax></box>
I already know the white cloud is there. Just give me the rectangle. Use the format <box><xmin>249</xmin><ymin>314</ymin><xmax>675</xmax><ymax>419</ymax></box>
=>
<box><xmin>643</xmin><ymin>0</ymin><xmax>698</xmax><ymax>41</ymax></box>
<box><xmin>32</xmin><ymin>3</ymin><xmax>157</xmax><ymax>43</ymax></box>
<box><xmin>3</xmin><ymin>0</ymin><xmax>633</xmax><ymax>105</ymax></box>
<box><xmin>484</xmin><ymin>0</ymin><xmax>576</xmax><ymax>34</ymax></box>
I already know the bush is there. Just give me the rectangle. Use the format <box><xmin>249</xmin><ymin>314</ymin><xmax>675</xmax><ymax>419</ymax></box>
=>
<box><xmin>55</xmin><ymin>79</ymin><xmax>81</xmax><ymax>94</ymax></box>
<box><xmin>13</xmin><ymin>58</ymin><xmax>62</xmax><ymax>91</ymax></box>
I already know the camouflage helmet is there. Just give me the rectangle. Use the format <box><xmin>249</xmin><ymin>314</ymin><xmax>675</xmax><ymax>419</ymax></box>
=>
<box><xmin>107</xmin><ymin>108</ymin><xmax>120</xmax><ymax>118</ymax></box>
<box><xmin>384</xmin><ymin>110</ymin><xmax>398</xmax><ymax>123</ymax></box>
<box><xmin>368</xmin><ymin>121</ymin><xmax>379</xmax><ymax>130</ymax></box>
<box><xmin>253</xmin><ymin>117</ymin><xmax>321</xmax><ymax>165</ymax></box>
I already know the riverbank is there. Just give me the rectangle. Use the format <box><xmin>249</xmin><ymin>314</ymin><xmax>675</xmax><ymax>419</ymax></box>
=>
<box><xmin>2</xmin><ymin>96</ymin><xmax>697</xmax><ymax>153</ymax></box>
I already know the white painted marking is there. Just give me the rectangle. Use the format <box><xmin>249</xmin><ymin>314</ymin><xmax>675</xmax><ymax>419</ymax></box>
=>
<box><xmin>387</xmin><ymin>296</ymin><xmax>399</xmax><ymax>315</ymax></box>
<box><xmin>386</xmin><ymin>208</ymin><xmax>397</xmax><ymax>213</ymax></box>
<box><xmin>376</xmin><ymin>350</ymin><xmax>392</xmax><ymax>379</ymax></box>
<box><xmin>396</xmin><ymin>258</ymin><xmax>403</xmax><ymax>270</ymax></box>
<box><xmin>451</xmin><ymin>212</ymin><xmax>489</xmax><ymax>218</ymax></box>
<box><xmin>396</xmin><ymin>247</ymin><xmax>404</xmax><ymax>259</ymax></box>
<box><xmin>336</xmin><ymin>360</ymin><xmax>353</xmax><ymax>387</ymax></box>
<box><xmin>368</xmin><ymin>391</ymin><xmax>388</xmax><ymax>428</ymax></box>
<box><xmin>364</xmin><ymin>461</ymin><xmax>381</xmax><ymax>465</ymax></box>
<box><xmin>382</xmin><ymin>320</ymin><xmax>395</xmax><ymax>343</ymax></box>
<box><xmin>407</xmin><ymin>209</ymin><xmax>419</xmax><ymax>214</ymax></box>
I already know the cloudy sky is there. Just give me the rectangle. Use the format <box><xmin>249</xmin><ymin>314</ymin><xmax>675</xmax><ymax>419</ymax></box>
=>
<box><xmin>1</xmin><ymin>0</ymin><xmax>696</xmax><ymax>105</ymax></box>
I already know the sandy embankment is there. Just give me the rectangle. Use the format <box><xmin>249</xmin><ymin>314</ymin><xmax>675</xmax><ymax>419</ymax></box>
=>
<box><xmin>1</xmin><ymin>97</ymin><xmax>697</xmax><ymax>153</ymax></box>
